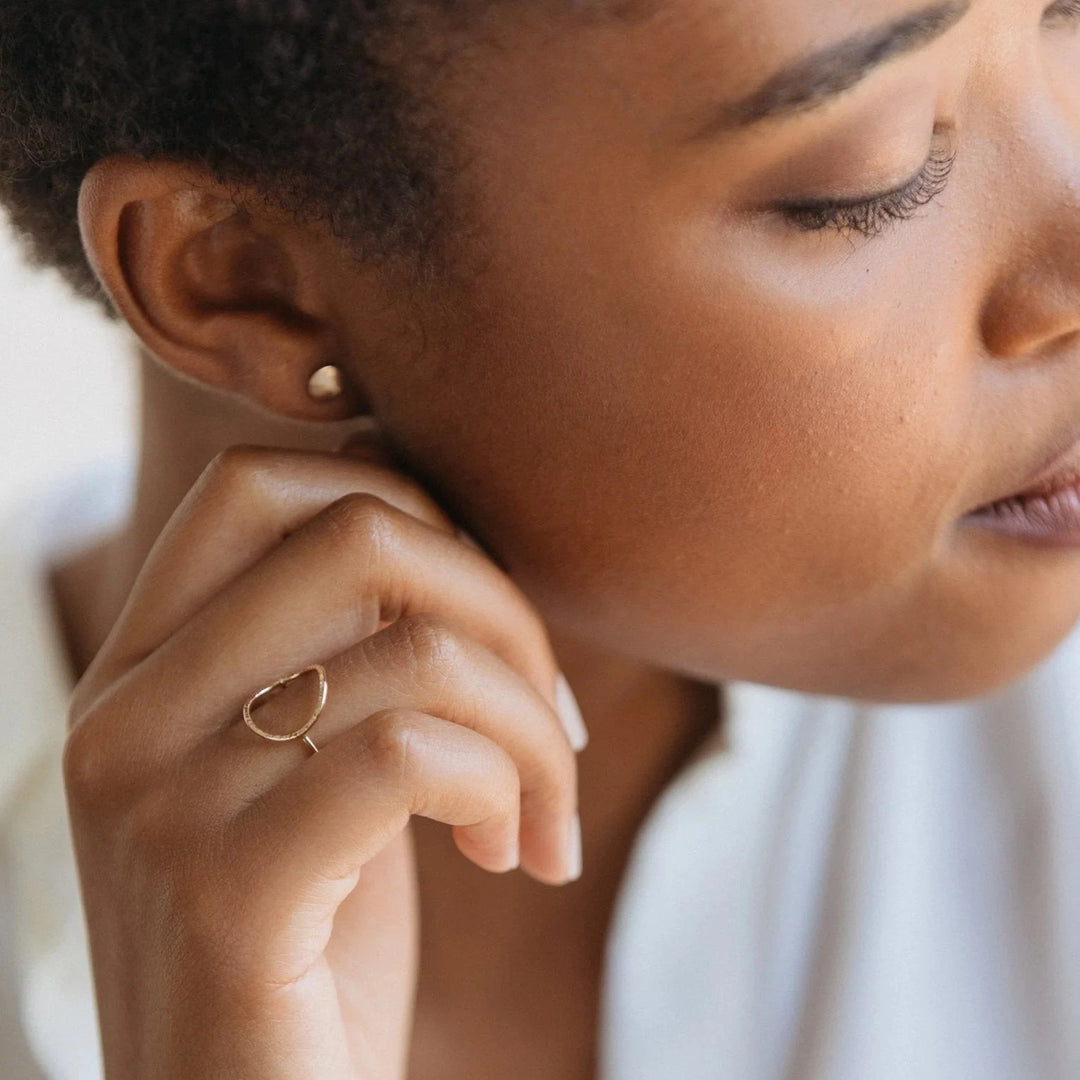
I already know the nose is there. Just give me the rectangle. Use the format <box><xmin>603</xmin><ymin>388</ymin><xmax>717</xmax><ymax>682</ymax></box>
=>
<box><xmin>979</xmin><ymin>100</ymin><xmax>1080</xmax><ymax>361</ymax></box>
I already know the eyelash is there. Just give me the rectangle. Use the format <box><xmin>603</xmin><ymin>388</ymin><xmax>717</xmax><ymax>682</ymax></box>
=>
<box><xmin>776</xmin><ymin>139</ymin><xmax>957</xmax><ymax>238</ymax></box>
<box><xmin>766</xmin><ymin>0</ymin><xmax>1080</xmax><ymax>240</ymax></box>
<box><xmin>1044</xmin><ymin>0</ymin><xmax>1080</xmax><ymax>24</ymax></box>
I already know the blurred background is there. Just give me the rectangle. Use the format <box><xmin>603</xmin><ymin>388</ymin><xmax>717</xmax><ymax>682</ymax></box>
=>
<box><xmin>0</xmin><ymin>219</ymin><xmax>136</xmax><ymax>515</ymax></box>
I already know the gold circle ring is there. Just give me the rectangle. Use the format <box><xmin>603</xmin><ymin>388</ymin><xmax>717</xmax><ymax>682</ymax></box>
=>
<box><xmin>242</xmin><ymin>663</ymin><xmax>328</xmax><ymax>755</ymax></box>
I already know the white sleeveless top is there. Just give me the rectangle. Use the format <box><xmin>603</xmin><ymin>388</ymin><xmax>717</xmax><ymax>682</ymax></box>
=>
<box><xmin>2</xmin><ymin>454</ymin><xmax>1079</xmax><ymax>1079</ymax></box>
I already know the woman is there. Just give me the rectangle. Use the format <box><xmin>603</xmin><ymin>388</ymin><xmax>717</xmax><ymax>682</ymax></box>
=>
<box><xmin>1</xmin><ymin>0</ymin><xmax>1079</xmax><ymax>1076</ymax></box>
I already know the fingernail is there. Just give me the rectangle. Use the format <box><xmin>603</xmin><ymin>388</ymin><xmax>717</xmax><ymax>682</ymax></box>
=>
<box><xmin>555</xmin><ymin>672</ymin><xmax>589</xmax><ymax>752</ymax></box>
<box><xmin>565</xmin><ymin>814</ymin><xmax>583</xmax><ymax>882</ymax></box>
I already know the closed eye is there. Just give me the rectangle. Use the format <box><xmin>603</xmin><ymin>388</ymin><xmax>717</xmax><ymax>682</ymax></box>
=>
<box><xmin>774</xmin><ymin>133</ymin><xmax>956</xmax><ymax>238</ymax></box>
<box><xmin>1043</xmin><ymin>0</ymin><xmax>1080</xmax><ymax>26</ymax></box>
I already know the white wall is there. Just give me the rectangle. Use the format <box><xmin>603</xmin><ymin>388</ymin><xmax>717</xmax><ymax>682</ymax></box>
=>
<box><xmin>0</xmin><ymin>220</ymin><xmax>136</xmax><ymax>513</ymax></box>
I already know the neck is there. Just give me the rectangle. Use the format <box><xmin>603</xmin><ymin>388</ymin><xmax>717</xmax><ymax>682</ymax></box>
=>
<box><xmin>53</xmin><ymin>348</ymin><xmax>723</xmax><ymax>1054</ymax></box>
<box><xmin>54</xmin><ymin>349</ymin><xmax>358</xmax><ymax>674</ymax></box>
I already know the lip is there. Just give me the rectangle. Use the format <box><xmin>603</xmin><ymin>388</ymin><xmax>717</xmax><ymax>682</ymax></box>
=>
<box><xmin>965</xmin><ymin>430</ymin><xmax>1080</xmax><ymax>544</ymax></box>
<box><xmin>1007</xmin><ymin>433</ymin><xmax>1080</xmax><ymax>498</ymax></box>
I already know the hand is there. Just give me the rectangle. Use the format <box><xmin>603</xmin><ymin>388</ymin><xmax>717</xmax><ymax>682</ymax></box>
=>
<box><xmin>62</xmin><ymin>442</ymin><xmax>586</xmax><ymax>1080</ymax></box>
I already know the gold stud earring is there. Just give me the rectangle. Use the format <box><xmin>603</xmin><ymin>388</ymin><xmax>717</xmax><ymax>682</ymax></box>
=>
<box><xmin>307</xmin><ymin>364</ymin><xmax>344</xmax><ymax>400</ymax></box>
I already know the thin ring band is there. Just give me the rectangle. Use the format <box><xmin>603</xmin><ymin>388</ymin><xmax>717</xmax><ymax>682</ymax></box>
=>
<box><xmin>242</xmin><ymin>663</ymin><xmax>328</xmax><ymax>755</ymax></box>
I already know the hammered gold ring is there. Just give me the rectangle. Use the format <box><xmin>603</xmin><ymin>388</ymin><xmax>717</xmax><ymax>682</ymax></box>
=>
<box><xmin>242</xmin><ymin>663</ymin><xmax>328</xmax><ymax>755</ymax></box>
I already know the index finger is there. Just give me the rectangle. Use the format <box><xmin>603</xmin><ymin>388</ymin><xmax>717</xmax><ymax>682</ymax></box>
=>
<box><xmin>77</xmin><ymin>443</ymin><xmax>459</xmax><ymax>707</ymax></box>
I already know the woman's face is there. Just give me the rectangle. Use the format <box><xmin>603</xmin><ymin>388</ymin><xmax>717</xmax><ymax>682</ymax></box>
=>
<box><xmin>337</xmin><ymin>0</ymin><xmax>1080</xmax><ymax>701</ymax></box>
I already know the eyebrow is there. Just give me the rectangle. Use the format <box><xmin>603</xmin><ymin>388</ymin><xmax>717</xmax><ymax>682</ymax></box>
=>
<box><xmin>690</xmin><ymin>1</ymin><xmax>971</xmax><ymax>139</ymax></box>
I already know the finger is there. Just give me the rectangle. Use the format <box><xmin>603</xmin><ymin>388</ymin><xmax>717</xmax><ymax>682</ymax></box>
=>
<box><xmin>77</xmin><ymin>443</ymin><xmax>457</xmax><ymax>707</ymax></box>
<box><xmin>215</xmin><ymin>614</ymin><xmax>578</xmax><ymax>883</ymax></box>
<box><xmin>127</xmin><ymin>491</ymin><xmax>565</xmax><ymax>750</ymax></box>
<box><xmin>226</xmin><ymin>710</ymin><xmax>525</xmax><ymax>967</ymax></box>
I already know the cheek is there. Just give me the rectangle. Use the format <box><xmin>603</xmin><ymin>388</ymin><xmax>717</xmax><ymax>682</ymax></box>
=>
<box><xmin>382</xmin><ymin>230</ymin><xmax>972</xmax><ymax>704</ymax></box>
<box><xmin>659</xmin><ymin>233</ymin><xmax>971</xmax><ymax>610</ymax></box>
<box><xmin>425</xmin><ymin>217</ymin><xmax>969</xmax><ymax>643</ymax></box>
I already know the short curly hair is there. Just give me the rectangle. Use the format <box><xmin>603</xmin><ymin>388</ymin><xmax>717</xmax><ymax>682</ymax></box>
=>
<box><xmin>0</xmin><ymin>1</ymin><xmax>541</xmax><ymax>312</ymax></box>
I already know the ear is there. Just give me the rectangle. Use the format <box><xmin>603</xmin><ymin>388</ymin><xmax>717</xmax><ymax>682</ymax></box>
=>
<box><xmin>78</xmin><ymin>154</ymin><xmax>376</xmax><ymax>422</ymax></box>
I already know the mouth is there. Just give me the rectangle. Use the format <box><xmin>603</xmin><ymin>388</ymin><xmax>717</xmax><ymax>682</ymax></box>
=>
<box><xmin>965</xmin><ymin>432</ymin><xmax>1080</xmax><ymax>545</ymax></box>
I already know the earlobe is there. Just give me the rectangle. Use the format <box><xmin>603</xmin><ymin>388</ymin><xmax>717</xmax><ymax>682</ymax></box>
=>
<box><xmin>77</xmin><ymin>154</ymin><xmax>368</xmax><ymax>421</ymax></box>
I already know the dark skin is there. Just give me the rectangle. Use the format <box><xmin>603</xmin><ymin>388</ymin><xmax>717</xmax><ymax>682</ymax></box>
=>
<box><xmin>52</xmin><ymin>0</ymin><xmax>1080</xmax><ymax>1076</ymax></box>
<box><xmin>52</xmin><ymin>356</ymin><xmax>721</xmax><ymax>1079</ymax></box>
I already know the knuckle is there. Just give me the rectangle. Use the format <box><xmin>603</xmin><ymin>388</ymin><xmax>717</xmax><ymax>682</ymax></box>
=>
<box><xmin>61</xmin><ymin>720</ymin><xmax>115</xmax><ymax>808</ymax></box>
<box><xmin>361</xmin><ymin>463</ymin><xmax>451</xmax><ymax>527</ymax></box>
<box><xmin>391</xmin><ymin>613</ymin><xmax>465</xmax><ymax>676</ymax></box>
<box><xmin>321</xmin><ymin>491</ymin><xmax>398</xmax><ymax>554</ymax></box>
<box><xmin>202</xmin><ymin>443</ymin><xmax>259</xmax><ymax>484</ymax></box>
<box><xmin>62</xmin><ymin>694</ymin><xmax>162</xmax><ymax>818</ymax></box>
<box><xmin>362</xmin><ymin>709</ymin><xmax>424</xmax><ymax>783</ymax></box>
<box><xmin>198</xmin><ymin>444</ymin><xmax>275</xmax><ymax>504</ymax></box>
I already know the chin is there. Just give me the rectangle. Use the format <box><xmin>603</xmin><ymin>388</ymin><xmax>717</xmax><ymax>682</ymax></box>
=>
<box><xmin>686</xmin><ymin>596</ymin><xmax>1080</xmax><ymax>707</ymax></box>
<box><xmin>830</xmin><ymin>614</ymin><xmax>1080</xmax><ymax>706</ymax></box>
<box><xmin>815</xmin><ymin>537</ymin><xmax>1080</xmax><ymax>704</ymax></box>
